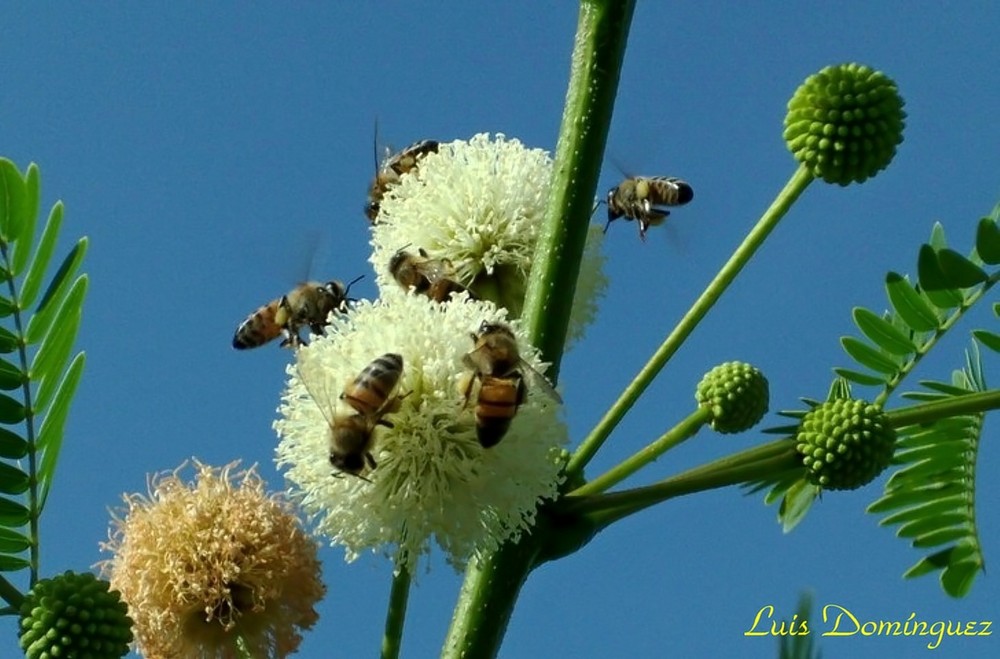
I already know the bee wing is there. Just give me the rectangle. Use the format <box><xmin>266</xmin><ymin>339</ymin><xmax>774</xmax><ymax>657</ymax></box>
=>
<box><xmin>518</xmin><ymin>359</ymin><xmax>563</xmax><ymax>404</ymax></box>
<box><xmin>294</xmin><ymin>354</ymin><xmax>339</xmax><ymax>425</ymax></box>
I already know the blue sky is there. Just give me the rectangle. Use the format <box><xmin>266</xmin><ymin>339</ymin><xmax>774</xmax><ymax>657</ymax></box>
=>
<box><xmin>2</xmin><ymin>2</ymin><xmax>999</xmax><ymax>658</ymax></box>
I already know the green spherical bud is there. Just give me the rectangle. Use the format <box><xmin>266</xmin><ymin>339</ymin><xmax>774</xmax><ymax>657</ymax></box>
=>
<box><xmin>695</xmin><ymin>361</ymin><xmax>769</xmax><ymax>433</ymax></box>
<box><xmin>19</xmin><ymin>571</ymin><xmax>133</xmax><ymax>659</ymax></box>
<box><xmin>784</xmin><ymin>63</ymin><xmax>906</xmax><ymax>185</ymax></box>
<box><xmin>795</xmin><ymin>398</ymin><xmax>896</xmax><ymax>490</ymax></box>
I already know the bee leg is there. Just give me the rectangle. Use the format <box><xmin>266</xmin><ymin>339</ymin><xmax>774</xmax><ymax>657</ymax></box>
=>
<box><xmin>515</xmin><ymin>378</ymin><xmax>527</xmax><ymax>407</ymax></box>
<box><xmin>279</xmin><ymin>330</ymin><xmax>304</xmax><ymax>349</ymax></box>
<box><xmin>376</xmin><ymin>418</ymin><xmax>395</xmax><ymax>429</ymax></box>
<box><xmin>458</xmin><ymin>372</ymin><xmax>476</xmax><ymax>408</ymax></box>
<box><xmin>364</xmin><ymin>452</ymin><xmax>377</xmax><ymax>470</ymax></box>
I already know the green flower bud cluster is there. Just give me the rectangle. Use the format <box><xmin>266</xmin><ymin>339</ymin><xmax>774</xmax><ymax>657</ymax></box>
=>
<box><xmin>695</xmin><ymin>361</ymin><xmax>769</xmax><ymax>433</ymax></box>
<box><xmin>795</xmin><ymin>398</ymin><xmax>896</xmax><ymax>490</ymax></box>
<box><xmin>784</xmin><ymin>63</ymin><xmax>906</xmax><ymax>185</ymax></box>
<box><xmin>19</xmin><ymin>570</ymin><xmax>133</xmax><ymax>659</ymax></box>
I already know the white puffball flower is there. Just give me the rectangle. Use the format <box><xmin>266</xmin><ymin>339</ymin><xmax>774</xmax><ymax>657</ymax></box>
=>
<box><xmin>274</xmin><ymin>293</ymin><xmax>567</xmax><ymax>573</ymax></box>
<box><xmin>370</xmin><ymin>132</ymin><xmax>606</xmax><ymax>346</ymax></box>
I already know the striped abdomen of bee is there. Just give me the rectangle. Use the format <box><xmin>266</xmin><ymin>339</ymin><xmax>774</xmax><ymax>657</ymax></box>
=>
<box><xmin>232</xmin><ymin>298</ymin><xmax>284</xmax><ymax>349</ymax></box>
<box><xmin>471</xmin><ymin>373</ymin><xmax>527</xmax><ymax>448</ymax></box>
<box><xmin>340</xmin><ymin>353</ymin><xmax>404</xmax><ymax>417</ymax></box>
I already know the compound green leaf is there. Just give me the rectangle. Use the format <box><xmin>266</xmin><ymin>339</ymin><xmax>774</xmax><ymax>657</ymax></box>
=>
<box><xmin>37</xmin><ymin>353</ymin><xmax>85</xmax><ymax>510</ymax></box>
<box><xmin>912</xmin><ymin>527</ymin><xmax>967</xmax><ymax>549</ymax></box>
<box><xmin>0</xmin><ymin>359</ymin><xmax>24</xmax><ymax>390</ymax></box>
<box><xmin>936</xmin><ymin>248</ymin><xmax>988</xmax><ymax>288</ymax></box>
<box><xmin>0</xmin><ymin>463</ymin><xmax>28</xmax><ymax>496</ymax></box>
<box><xmin>853</xmin><ymin>307</ymin><xmax>916</xmax><ymax>355</ymax></box>
<box><xmin>832</xmin><ymin>367</ymin><xmax>887</xmax><ymax>386</ymax></box>
<box><xmin>0</xmin><ymin>429</ymin><xmax>26</xmax><ymax>459</ymax></box>
<box><xmin>840</xmin><ymin>336</ymin><xmax>899</xmax><ymax>374</ymax></box>
<box><xmin>896</xmin><ymin>513</ymin><xmax>968</xmax><ymax>539</ymax></box>
<box><xmin>941</xmin><ymin>558</ymin><xmax>980</xmax><ymax>598</ymax></box>
<box><xmin>868</xmin><ymin>482</ymin><xmax>963</xmax><ymax>513</ymax></box>
<box><xmin>885</xmin><ymin>272</ymin><xmax>939</xmax><ymax>331</ymax></box>
<box><xmin>0</xmin><ymin>296</ymin><xmax>14</xmax><ymax>318</ymax></box>
<box><xmin>0</xmin><ymin>497</ymin><xmax>29</xmax><ymax>526</ymax></box>
<box><xmin>0</xmin><ymin>555</ymin><xmax>30</xmax><ymax>572</ymax></box>
<box><xmin>9</xmin><ymin>164</ymin><xmax>40</xmax><ymax>277</ymax></box>
<box><xmin>0</xmin><ymin>160</ymin><xmax>27</xmax><ymax>242</ymax></box>
<box><xmin>19</xmin><ymin>201</ymin><xmax>64</xmax><ymax>312</ymax></box>
<box><xmin>25</xmin><ymin>242</ymin><xmax>87</xmax><ymax>345</ymax></box>
<box><xmin>0</xmin><ymin>327</ymin><xmax>18</xmax><ymax>354</ymax></box>
<box><xmin>0</xmin><ymin>395</ymin><xmax>25</xmax><ymax>424</ymax></box>
<box><xmin>928</xmin><ymin>222</ymin><xmax>948</xmax><ymax>250</ymax></box>
<box><xmin>974</xmin><ymin>216</ymin><xmax>1000</xmax><ymax>265</ymax></box>
<box><xmin>0</xmin><ymin>528</ymin><xmax>30</xmax><ymax>554</ymax></box>
<box><xmin>31</xmin><ymin>277</ymin><xmax>86</xmax><ymax>407</ymax></box>
<box><xmin>972</xmin><ymin>329</ymin><xmax>1000</xmax><ymax>353</ymax></box>
<box><xmin>917</xmin><ymin>245</ymin><xmax>964</xmax><ymax>308</ymax></box>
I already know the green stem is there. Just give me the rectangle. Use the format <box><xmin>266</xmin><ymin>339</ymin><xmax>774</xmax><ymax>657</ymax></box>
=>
<box><xmin>562</xmin><ymin>439</ymin><xmax>800</xmax><ymax>526</ymax></box>
<box><xmin>381</xmin><ymin>566</ymin><xmax>412</xmax><ymax>659</ymax></box>
<box><xmin>522</xmin><ymin>0</ymin><xmax>636</xmax><ymax>377</ymax></box>
<box><xmin>441</xmin><ymin>538</ymin><xmax>542</xmax><ymax>659</ymax></box>
<box><xmin>443</xmin><ymin>2</ymin><xmax>636</xmax><ymax>657</ymax></box>
<box><xmin>571</xmin><ymin>407</ymin><xmax>711</xmax><ymax>496</ymax></box>
<box><xmin>567</xmin><ymin>164</ymin><xmax>815</xmax><ymax>478</ymax></box>
<box><xmin>886</xmin><ymin>390</ymin><xmax>1000</xmax><ymax>426</ymax></box>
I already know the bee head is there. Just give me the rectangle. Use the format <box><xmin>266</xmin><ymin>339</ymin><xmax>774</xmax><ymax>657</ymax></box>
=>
<box><xmin>330</xmin><ymin>452</ymin><xmax>365</xmax><ymax>475</ymax></box>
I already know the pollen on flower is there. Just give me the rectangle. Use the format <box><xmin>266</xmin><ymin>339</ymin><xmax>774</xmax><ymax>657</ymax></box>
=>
<box><xmin>274</xmin><ymin>293</ymin><xmax>568</xmax><ymax>573</ymax></box>
<box><xmin>98</xmin><ymin>460</ymin><xmax>324</xmax><ymax>659</ymax></box>
<box><xmin>368</xmin><ymin>132</ymin><xmax>606</xmax><ymax>344</ymax></box>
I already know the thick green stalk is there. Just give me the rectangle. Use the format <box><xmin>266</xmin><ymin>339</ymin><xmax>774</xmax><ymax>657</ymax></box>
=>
<box><xmin>570</xmin><ymin>407</ymin><xmax>712</xmax><ymax>496</ymax></box>
<box><xmin>567</xmin><ymin>165</ymin><xmax>815</xmax><ymax>477</ymax></box>
<box><xmin>440</xmin><ymin>537</ymin><xmax>543</xmax><ymax>659</ymax></box>
<box><xmin>381</xmin><ymin>566</ymin><xmax>412</xmax><ymax>659</ymax></box>
<box><xmin>522</xmin><ymin>0</ymin><xmax>636</xmax><ymax>376</ymax></box>
<box><xmin>442</xmin><ymin>2</ymin><xmax>635</xmax><ymax>657</ymax></box>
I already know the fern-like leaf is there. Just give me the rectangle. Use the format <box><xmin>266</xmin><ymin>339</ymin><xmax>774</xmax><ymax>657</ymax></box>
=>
<box><xmin>0</xmin><ymin>159</ymin><xmax>87</xmax><ymax>605</ymax></box>
<box><xmin>838</xmin><ymin>216</ymin><xmax>1000</xmax><ymax>407</ymax></box>
<box><xmin>867</xmin><ymin>345</ymin><xmax>986</xmax><ymax>597</ymax></box>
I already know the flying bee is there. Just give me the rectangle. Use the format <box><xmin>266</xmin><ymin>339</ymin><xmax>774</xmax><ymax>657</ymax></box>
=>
<box><xmin>232</xmin><ymin>275</ymin><xmax>363</xmax><ymax>350</ymax></box>
<box><xmin>605</xmin><ymin>176</ymin><xmax>694</xmax><ymax>241</ymax></box>
<box><xmin>388</xmin><ymin>247</ymin><xmax>471</xmax><ymax>302</ymax></box>
<box><xmin>297</xmin><ymin>353</ymin><xmax>404</xmax><ymax>480</ymax></box>
<box><xmin>460</xmin><ymin>322</ymin><xmax>562</xmax><ymax>448</ymax></box>
<box><xmin>364</xmin><ymin>139</ymin><xmax>440</xmax><ymax>223</ymax></box>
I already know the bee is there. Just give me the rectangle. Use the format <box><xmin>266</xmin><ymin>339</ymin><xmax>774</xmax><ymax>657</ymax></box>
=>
<box><xmin>232</xmin><ymin>275</ymin><xmax>363</xmax><ymax>350</ymax></box>
<box><xmin>365</xmin><ymin>139</ymin><xmax>440</xmax><ymax>223</ymax></box>
<box><xmin>388</xmin><ymin>247</ymin><xmax>471</xmax><ymax>302</ymax></box>
<box><xmin>460</xmin><ymin>322</ymin><xmax>562</xmax><ymax>448</ymax></box>
<box><xmin>605</xmin><ymin>176</ymin><xmax>694</xmax><ymax>240</ymax></box>
<box><xmin>297</xmin><ymin>353</ymin><xmax>404</xmax><ymax>480</ymax></box>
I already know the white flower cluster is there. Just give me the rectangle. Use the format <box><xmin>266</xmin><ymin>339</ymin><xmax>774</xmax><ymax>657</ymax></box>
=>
<box><xmin>275</xmin><ymin>133</ymin><xmax>605</xmax><ymax>571</ymax></box>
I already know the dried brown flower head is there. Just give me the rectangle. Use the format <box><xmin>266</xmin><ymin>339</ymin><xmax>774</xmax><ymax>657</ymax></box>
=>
<box><xmin>99</xmin><ymin>460</ymin><xmax>324</xmax><ymax>659</ymax></box>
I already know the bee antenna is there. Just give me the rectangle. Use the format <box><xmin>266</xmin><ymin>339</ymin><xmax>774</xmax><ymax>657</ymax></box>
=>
<box><xmin>344</xmin><ymin>274</ymin><xmax>365</xmax><ymax>295</ymax></box>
